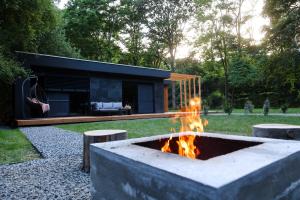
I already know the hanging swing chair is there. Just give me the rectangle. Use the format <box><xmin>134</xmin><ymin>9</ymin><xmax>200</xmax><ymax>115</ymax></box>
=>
<box><xmin>22</xmin><ymin>76</ymin><xmax>50</xmax><ymax>117</ymax></box>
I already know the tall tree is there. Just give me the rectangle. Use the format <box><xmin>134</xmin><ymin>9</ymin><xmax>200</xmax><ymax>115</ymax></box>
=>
<box><xmin>195</xmin><ymin>0</ymin><xmax>253</xmax><ymax>102</ymax></box>
<box><xmin>263</xmin><ymin>0</ymin><xmax>300</xmax><ymax>105</ymax></box>
<box><xmin>64</xmin><ymin>0</ymin><xmax>124</xmax><ymax>62</ymax></box>
<box><xmin>196</xmin><ymin>0</ymin><xmax>236</xmax><ymax>100</ymax></box>
<box><xmin>0</xmin><ymin>0</ymin><xmax>57</xmax><ymax>54</ymax></box>
<box><xmin>145</xmin><ymin>0</ymin><xmax>194</xmax><ymax>108</ymax></box>
<box><xmin>120</xmin><ymin>0</ymin><xmax>146</xmax><ymax>66</ymax></box>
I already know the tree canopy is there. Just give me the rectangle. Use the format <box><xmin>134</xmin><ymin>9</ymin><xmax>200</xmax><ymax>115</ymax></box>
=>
<box><xmin>0</xmin><ymin>0</ymin><xmax>300</xmax><ymax>112</ymax></box>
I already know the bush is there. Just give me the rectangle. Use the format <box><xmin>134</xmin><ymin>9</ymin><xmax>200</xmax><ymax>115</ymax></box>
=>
<box><xmin>223</xmin><ymin>101</ymin><xmax>233</xmax><ymax>115</ymax></box>
<box><xmin>280</xmin><ymin>103</ymin><xmax>288</xmax><ymax>113</ymax></box>
<box><xmin>263</xmin><ymin>98</ymin><xmax>270</xmax><ymax>116</ymax></box>
<box><xmin>244</xmin><ymin>100</ymin><xmax>254</xmax><ymax>114</ymax></box>
<box><xmin>202</xmin><ymin>99</ymin><xmax>209</xmax><ymax>115</ymax></box>
<box><xmin>207</xmin><ymin>90</ymin><xmax>224</xmax><ymax>108</ymax></box>
<box><xmin>0</xmin><ymin>53</ymin><xmax>28</xmax><ymax>124</ymax></box>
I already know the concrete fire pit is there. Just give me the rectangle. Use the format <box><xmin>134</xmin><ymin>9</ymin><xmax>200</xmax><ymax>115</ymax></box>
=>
<box><xmin>90</xmin><ymin>132</ymin><xmax>300</xmax><ymax>200</ymax></box>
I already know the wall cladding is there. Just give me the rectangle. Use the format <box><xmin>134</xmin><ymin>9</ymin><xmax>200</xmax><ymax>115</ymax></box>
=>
<box><xmin>154</xmin><ymin>82</ymin><xmax>164</xmax><ymax>113</ymax></box>
<box><xmin>90</xmin><ymin>78</ymin><xmax>122</xmax><ymax>102</ymax></box>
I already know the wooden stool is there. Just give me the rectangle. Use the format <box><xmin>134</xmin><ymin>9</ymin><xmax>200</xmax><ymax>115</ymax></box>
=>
<box><xmin>82</xmin><ymin>130</ymin><xmax>127</xmax><ymax>172</ymax></box>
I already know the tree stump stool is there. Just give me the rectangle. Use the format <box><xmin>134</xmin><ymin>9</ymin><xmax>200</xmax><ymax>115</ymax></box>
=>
<box><xmin>253</xmin><ymin>124</ymin><xmax>300</xmax><ymax>140</ymax></box>
<box><xmin>82</xmin><ymin>130</ymin><xmax>127</xmax><ymax>172</ymax></box>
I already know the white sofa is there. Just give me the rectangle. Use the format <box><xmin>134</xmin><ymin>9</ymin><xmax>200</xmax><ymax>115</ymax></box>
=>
<box><xmin>91</xmin><ymin>102</ymin><xmax>123</xmax><ymax>114</ymax></box>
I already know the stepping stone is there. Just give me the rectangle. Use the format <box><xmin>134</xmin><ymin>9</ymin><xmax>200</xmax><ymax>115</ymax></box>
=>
<box><xmin>252</xmin><ymin>124</ymin><xmax>300</xmax><ymax>140</ymax></box>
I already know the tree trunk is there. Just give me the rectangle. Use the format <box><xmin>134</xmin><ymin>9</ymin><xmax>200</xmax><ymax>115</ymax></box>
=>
<box><xmin>170</xmin><ymin>46</ymin><xmax>176</xmax><ymax>109</ymax></box>
<box><xmin>82</xmin><ymin>130</ymin><xmax>127</xmax><ymax>172</ymax></box>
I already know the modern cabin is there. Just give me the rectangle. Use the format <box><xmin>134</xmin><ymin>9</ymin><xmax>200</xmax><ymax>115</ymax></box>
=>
<box><xmin>14</xmin><ymin>52</ymin><xmax>171</xmax><ymax>119</ymax></box>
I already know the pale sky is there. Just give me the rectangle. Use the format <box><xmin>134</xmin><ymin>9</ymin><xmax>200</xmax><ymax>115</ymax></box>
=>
<box><xmin>56</xmin><ymin>0</ymin><xmax>269</xmax><ymax>59</ymax></box>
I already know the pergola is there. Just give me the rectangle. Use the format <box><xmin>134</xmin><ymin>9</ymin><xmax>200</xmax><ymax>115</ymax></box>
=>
<box><xmin>165</xmin><ymin>73</ymin><xmax>201</xmax><ymax>110</ymax></box>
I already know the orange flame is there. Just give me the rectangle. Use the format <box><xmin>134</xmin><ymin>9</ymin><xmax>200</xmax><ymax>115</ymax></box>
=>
<box><xmin>161</xmin><ymin>97</ymin><xmax>208</xmax><ymax>159</ymax></box>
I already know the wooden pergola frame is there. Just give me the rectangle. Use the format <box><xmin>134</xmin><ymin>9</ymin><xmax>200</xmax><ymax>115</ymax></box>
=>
<box><xmin>166</xmin><ymin>73</ymin><xmax>201</xmax><ymax>108</ymax></box>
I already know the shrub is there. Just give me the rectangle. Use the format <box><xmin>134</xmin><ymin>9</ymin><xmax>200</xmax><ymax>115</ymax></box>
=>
<box><xmin>280</xmin><ymin>103</ymin><xmax>288</xmax><ymax>113</ymax></box>
<box><xmin>244</xmin><ymin>100</ymin><xmax>254</xmax><ymax>114</ymax></box>
<box><xmin>0</xmin><ymin>53</ymin><xmax>28</xmax><ymax>124</ymax></box>
<box><xmin>202</xmin><ymin>99</ymin><xmax>209</xmax><ymax>115</ymax></box>
<box><xmin>223</xmin><ymin>101</ymin><xmax>233</xmax><ymax>115</ymax></box>
<box><xmin>207</xmin><ymin>90</ymin><xmax>224</xmax><ymax>108</ymax></box>
<box><xmin>263</xmin><ymin>98</ymin><xmax>270</xmax><ymax>116</ymax></box>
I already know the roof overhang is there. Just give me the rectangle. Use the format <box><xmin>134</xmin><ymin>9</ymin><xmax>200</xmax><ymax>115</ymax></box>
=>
<box><xmin>16</xmin><ymin>51</ymin><xmax>170</xmax><ymax>79</ymax></box>
<box><xmin>166</xmin><ymin>73</ymin><xmax>200</xmax><ymax>81</ymax></box>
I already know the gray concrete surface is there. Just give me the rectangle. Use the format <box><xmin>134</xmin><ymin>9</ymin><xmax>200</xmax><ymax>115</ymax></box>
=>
<box><xmin>253</xmin><ymin>124</ymin><xmax>300</xmax><ymax>140</ymax></box>
<box><xmin>91</xmin><ymin>132</ymin><xmax>300</xmax><ymax>200</ymax></box>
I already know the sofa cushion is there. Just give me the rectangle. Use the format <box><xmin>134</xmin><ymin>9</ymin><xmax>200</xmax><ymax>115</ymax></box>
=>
<box><xmin>96</xmin><ymin>102</ymin><xmax>103</xmax><ymax>110</ymax></box>
<box><xmin>112</xmin><ymin>102</ymin><xmax>122</xmax><ymax>109</ymax></box>
<box><xmin>102</xmin><ymin>102</ymin><xmax>113</xmax><ymax>109</ymax></box>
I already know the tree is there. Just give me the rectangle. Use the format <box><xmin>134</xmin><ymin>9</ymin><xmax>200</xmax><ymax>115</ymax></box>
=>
<box><xmin>263</xmin><ymin>0</ymin><xmax>300</xmax><ymax>106</ymax></box>
<box><xmin>144</xmin><ymin>0</ymin><xmax>195</xmax><ymax>108</ymax></box>
<box><xmin>64</xmin><ymin>0</ymin><xmax>124</xmax><ymax>62</ymax></box>
<box><xmin>195</xmin><ymin>0</ymin><xmax>236</xmax><ymax>101</ymax></box>
<box><xmin>37</xmin><ymin>8</ymin><xmax>80</xmax><ymax>58</ymax></box>
<box><xmin>120</xmin><ymin>0</ymin><xmax>147</xmax><ymax>66</ymax></box>
<box><xmin>0</xmin><ymin>50</ymin><xmax>28</xmax><ymax>123</ymax></box>
<box><xmin>263</xmin><ymin>0</ymin><xmax>300</xmax><ymax>51</ymax></box>
<box><xmin>195</xmin><ymin>0</ymin><xmax>253</xmax><ymax>103</ymax></box>
<box><xmin>0</xmin><ymin>0</ymin><xmax>57</xmax><ymax>54</ymax></box>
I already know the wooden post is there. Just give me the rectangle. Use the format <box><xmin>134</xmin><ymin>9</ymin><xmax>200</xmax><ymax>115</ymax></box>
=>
<box><xmin>184</xmin><ymin>80</ymin><xmax>187</xmax><ymax>107</ymax></box>
<box><xmin>171</xmin><ymin>81</ymin><xmax>176</xmax><ymax>109</ymax></box>
<box><xmin>83</xmin><ymin>130</ymin><xmax>127</xmax><ymax>172</ymax></box>
<box><xmin>164</xmin><ymin>85</ymin><xmax>169</xmax><ymax>112</ymax></box>
<box><xmin>179</xmin><ymin>80</ymin><xmax>182</xmax><ymax>108</ymax></box>
<box><xmin>188</xmin><ymin>79</ymin><xmax>191</xmax><ymax>104</ymax></box>
<box><xmin>193</xmin><ymin>78</ymin><xmax>196</xmax><ymax>97</ymax></box>
<box><xmin>198</xmin><ymin>76</ymin><xmax>201</xmax><ymax>98</ymax></box>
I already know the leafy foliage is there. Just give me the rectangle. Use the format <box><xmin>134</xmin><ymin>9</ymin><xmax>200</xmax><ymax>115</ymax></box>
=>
<box><xmin>64</xmin><ymin>0</ymin><xmax>124</xmax><ymax>62</ymax></box>
<box><xmin>0</xmin><ymin>0</ymin><xmax>57</xmax><ymax>54</ymax></box>
<box><xmin>0</xmin><ymin>52</ymin><xmax>28</xmax><ymax>123</ymax></box>
<box><xmin>144</xmin><ymin>0</ymin><xmax>195</xmax><ymax>71</ymax></box>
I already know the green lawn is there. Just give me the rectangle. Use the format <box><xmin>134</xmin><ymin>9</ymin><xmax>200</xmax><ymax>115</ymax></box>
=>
<box><xmin>232</xmin><ymin>107</ymin><xmax>300</xmax><ymax>114</ymax></box>
<box><xmin>58</xmin><ymin>115</ymin><xmax>300</xmax><ymax>138</ymax></box>
<box><xmin>0</xmin><ymin>129</ymin><xmax>40</xmax><ymax>164</ymax></box>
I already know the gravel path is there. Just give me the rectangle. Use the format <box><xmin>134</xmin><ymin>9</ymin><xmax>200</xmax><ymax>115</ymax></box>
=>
<box><xmin>20</xmin><ymin>126</ymin><xmax>83</xmax><ymax>158</ymax></box>
<box><xmin>0</xmin><ymin>126</ymin><xmax>91</xmax><ymax>200</ymax></box>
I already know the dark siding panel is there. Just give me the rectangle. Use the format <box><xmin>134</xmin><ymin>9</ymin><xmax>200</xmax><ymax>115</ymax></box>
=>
<box><xmin>90</xmin><ymin>78</ymin><xmax>122</xmax><ymax>102</ymax></box>
<box><xmin>47</xmin><ymin>92</ymin><xmax>70</xmax><ymax>117</ymax></box>
<box><xmin>154</xmin><ymin>82</ymin><xmax>164</xmax><ymax>113</ymax></box>
<box><xmin>45</xmin><ymin>76</ymin><xmax>89</xmax><ymax>91</ymax></box>
<box><xmin>138</xmin><ymin>84</ymin><xmax>154</xmax><ymax>113</ymax></box>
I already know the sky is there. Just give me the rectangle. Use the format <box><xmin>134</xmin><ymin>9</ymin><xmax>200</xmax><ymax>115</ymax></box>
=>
<box><xmin>56</xmin><ymin>0</ymin><xmax>269</xmax><ymax>59</ymax></box>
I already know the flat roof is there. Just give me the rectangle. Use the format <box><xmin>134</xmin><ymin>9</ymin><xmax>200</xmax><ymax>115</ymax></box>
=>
<box><xmin>16</xmin><ymin>51</ymin><xmax>170</xmax><ymax>79</ymax></box>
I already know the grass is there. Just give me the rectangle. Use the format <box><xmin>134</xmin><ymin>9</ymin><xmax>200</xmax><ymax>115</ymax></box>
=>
<box><xmin>0</xmin><ymin>129</ymin><xmax>40</xmax><ymax>164</ymax></box>
<box><xmin>58</xmin><ymin>115</ymin><xmax>300</xmax><ymax>138</ymax></box>
<box><xmin>58</xmin><ymin>119</ymin><xmax>178</xmax><ymax>138</ymax></box>
<box><xmin>232</xmin><ymin>107</ymin><xmax>300</xmax><ymax>114</ymax></box>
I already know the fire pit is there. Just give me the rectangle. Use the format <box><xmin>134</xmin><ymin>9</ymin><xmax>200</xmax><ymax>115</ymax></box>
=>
<box><xmin>90</xmin><ymin>132</ymin><xmax>300</xmax><ymax>200</ymax></box>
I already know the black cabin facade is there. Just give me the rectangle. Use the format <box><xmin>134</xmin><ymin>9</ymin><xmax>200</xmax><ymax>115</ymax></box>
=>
<box><xmin>14</xmin><ymin>52</ymin><xmax>170</xmax><ymax>119</ymax></box>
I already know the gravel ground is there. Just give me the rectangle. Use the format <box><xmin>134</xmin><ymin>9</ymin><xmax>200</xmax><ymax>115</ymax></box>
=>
<box><xmin>0</xmin><ymin>126</ymin><xmax>91</xmax><ymax>200</ymax></box>
<box><xmin>20</xmin><ymin>126</ymin><xmax>83</xmax><ymax>158</ymax></box>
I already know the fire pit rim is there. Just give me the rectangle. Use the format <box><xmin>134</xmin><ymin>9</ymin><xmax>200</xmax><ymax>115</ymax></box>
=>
<box><xmin>91</xmin><ymin>132</ymin><xmax>300</xmax><ymax>188</ymax></box>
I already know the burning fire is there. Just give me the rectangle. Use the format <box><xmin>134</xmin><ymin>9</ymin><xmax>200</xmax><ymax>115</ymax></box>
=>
<box><xmin>161</xmin><ymin>97</ymin><xmax>208</xmax><ymax>159</ymax></box>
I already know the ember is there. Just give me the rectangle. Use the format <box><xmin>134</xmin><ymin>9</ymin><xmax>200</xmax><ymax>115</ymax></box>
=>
<box><xmin>161</xmin><ymin>97</ymin><xmax>208</xmax><ymax>159</ymax></box>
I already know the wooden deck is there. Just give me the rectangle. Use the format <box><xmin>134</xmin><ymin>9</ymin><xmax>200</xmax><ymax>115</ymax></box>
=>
<box><xmin>15</xmin><ymin>112</ymin><xmax>187</xmax><ymax>127</ymax></box>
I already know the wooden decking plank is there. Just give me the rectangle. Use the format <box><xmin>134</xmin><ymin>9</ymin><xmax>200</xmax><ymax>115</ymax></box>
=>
<box><xmin>15</xmin><ymin>112</ymin><xmax>184</xmax><ymax>127</ymax></box>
